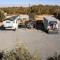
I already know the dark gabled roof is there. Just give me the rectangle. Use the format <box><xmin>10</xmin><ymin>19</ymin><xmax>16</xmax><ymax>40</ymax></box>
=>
<box><xmin>5</xmin><ymin>15</ymin><xmax>18</xmax><ymax>21</ymax></box>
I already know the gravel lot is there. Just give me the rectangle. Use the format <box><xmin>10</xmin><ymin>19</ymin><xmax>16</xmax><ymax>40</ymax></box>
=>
<box><xmin>17</xmin><ymin>29</ymin><xmax>60</xmax><ymax>60</ymax></box>
<box><xmin>0</xmin><ymin>27</ymin><xmax>60</xmax><ymax>60</ymax></box>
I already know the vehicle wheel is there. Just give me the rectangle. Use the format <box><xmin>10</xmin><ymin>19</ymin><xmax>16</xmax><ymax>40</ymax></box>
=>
<box><xmin>13</xmin><ymin>28</ymin><xmax>16</xmax><ymax>31</ymax></box>
<box><xmin>45</xmin><ymin>29</ymin><xmax>49</xmax><ymax>33</ymax></box>
<box><xmin>46</xmin><ymin>30</ymin><xmax>49</xmax><ymax>33</ymax></box>
<box><xmin>4</xmin><ymin>27</ymin><xmax>5</xmax><ymax>30</ymax></box>
<box><xmin>1</xmin><ymin>25</ymin><xmax>5</xmax><ymax>30</ymax></box>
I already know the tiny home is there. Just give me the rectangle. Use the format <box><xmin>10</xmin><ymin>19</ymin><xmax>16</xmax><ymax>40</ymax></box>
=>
<box><xmin>19</xmin><ymin>14</ymin><xmax>29</xmax><ymax>22</ymax></box>
<box><xmin>43</xmin><ymin>16</ymin><xmax>59</xmax><ymax>33</ymax></box>
<box><xmin>18</xmin><ymin>14</ymin><xmax>29</xmax><ymax>26</ymax></box>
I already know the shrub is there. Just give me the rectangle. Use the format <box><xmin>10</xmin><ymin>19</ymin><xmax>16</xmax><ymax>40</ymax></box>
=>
<box><xmin>0</xmin><ymin>9</ymin><xmax>5</xmax><ymax>22</ymax></box>
<box><xmin>0</xmin><ymin>43</ymin><xmax>32</xmax><ymax>60</ymax></box>
<box><xmin>47</xmin><ymin>52</ymin><xmax>60</xmax><ymax>60</ymax></box>
<box><xmin>0</xmin><ymin>42</ymin><xmax>41</xmax><ymax>60</ymax></box>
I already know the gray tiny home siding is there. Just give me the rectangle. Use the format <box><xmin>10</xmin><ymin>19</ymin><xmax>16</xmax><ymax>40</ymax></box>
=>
<box><xmin>43</xmin><ymin>18</ymin><xmax>48</xmax><ymax>30</ymax></box>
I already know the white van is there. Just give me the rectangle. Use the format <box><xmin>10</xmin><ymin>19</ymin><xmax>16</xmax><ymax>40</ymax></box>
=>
<box><xmin>43</xmin><ymin>16</ymin><xmax>59</xmax><ymax>33</ymax></box>
<box><xmin>3</xmin><ymin>15</ymin><xmax>20</xmax><ymax>31</ymax></box>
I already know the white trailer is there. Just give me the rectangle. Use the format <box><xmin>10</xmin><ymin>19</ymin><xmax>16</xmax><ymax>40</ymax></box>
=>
<box><xmin>43</xmin><ymin>16</ymin><xmax>59</xmax><ymax>33</ymax></box>
<box><xmin>19</xmin><ymin>14</ymin><xmax>29</xmax><ymax>20</ymax></box>
<box><xmin>19</xmin><ymin>14</ymin><xmax>29</xmax><ymax>22</ymax></box>
<box><xmin>18</xmin><ymin>14</ymin><xmax>29</xmax><ymax>26</ymax></box>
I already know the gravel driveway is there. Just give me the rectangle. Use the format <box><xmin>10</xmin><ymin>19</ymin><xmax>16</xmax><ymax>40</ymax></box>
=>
<box><xmin>16</xmin><ymin>29</ymin><xmax>60</xmax><ymax>60</ymax></box>
<box><xmin>0</xmin><ymin>28</ymin><xmax>60</xmax><ymax>60</ymax></box>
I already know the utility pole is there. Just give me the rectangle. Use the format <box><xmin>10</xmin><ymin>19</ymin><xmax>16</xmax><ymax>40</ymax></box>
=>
<box><xmin>29</xmin><ymin>4</ymin><xmax>31</xmax><ymax>15</ymax></box>
<box><xmin>29</xmin><ymin>3</ymin><xmax>31</xmax><ymax>20</ymax></box>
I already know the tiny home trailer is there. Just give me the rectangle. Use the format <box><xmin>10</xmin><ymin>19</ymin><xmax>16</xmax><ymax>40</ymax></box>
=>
<box><xmin>19</xmin><ymin>14</ymin><xmax>29</xmax><ymax>24</ymax></box>
<box><xmin>43</xmin><ymin>16</ymin><xmax>59</xmax><ymax>33</ymax></box>
<box><xmin>19</xmin><ymin>14</ymin><xmax>30</xmax><ymax>28</ymax></box>
<box><xmin>3</xmin><ymin>15</ymin><xmax>20</xmax><ymax>31</ymax></box>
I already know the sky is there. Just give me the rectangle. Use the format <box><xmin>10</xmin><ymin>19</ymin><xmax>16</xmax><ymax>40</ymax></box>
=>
<box><xmin>0</xmin><ymin>0</ymin><xmax>60</xmax><ymax>7</ymax></box>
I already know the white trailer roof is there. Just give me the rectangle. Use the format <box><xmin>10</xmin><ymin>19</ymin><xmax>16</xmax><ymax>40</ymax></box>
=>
<box><xmin>19</xmin><ymin>14</ymin><xmax>29</xmax><ymax>19</ymax></box>
<box><xmin>44</xmin><ymin>16</ymin><xmax>58</xmax><ymax>21</ymax></box>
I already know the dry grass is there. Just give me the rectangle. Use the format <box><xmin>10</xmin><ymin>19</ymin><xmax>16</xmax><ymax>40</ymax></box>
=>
<box><xmin>34</xmin><ymin>15</ymin><xmax>54</xmax><ymax>21</ymax></box>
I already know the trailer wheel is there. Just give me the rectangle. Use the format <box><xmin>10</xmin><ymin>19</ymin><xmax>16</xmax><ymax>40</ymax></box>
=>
<box><xmin>46</xmin><ymin>30</ymin><xmax>49</xmax><ymax>33</ymax></box>
<box><xmin>45</xmin><ymin>29</ymin><xmax>49</xmax><ymax>33</ymax></box>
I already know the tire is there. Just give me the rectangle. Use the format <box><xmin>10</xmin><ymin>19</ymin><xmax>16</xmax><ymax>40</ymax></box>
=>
<box><xmin>46</xmin><ymin>30</ymin><xmax>49</xmax><ymax>33</ymax></box>
<box><xmin>13</xmin><ymin>28</ymin><xmax>16</xmax><ymax>31</ymax></box>
<box><xmin>44</xmin><ymin>29</ymin><xmax>49</xmax><ymax>33</ymax></box>
<box><xmin>1</xmin><ymin>25</ymin><xmax>5</xmax><ymax>30</ymax></box>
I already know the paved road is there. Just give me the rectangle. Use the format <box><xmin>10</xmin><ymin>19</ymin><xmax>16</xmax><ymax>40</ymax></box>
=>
<box><xmin>0</xmin><ymin>28</ymin><xmax>60</xmax><ymax>60</ymax></box>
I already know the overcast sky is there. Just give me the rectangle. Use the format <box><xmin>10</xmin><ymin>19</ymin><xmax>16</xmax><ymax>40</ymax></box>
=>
<box><xmin>0</xmin><ymin>0</ymin><xmax>60</xmax><ymax>7</ymax></box>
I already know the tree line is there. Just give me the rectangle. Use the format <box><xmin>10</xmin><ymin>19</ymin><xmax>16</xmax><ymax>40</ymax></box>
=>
<box><xmin>0</xmin><ymin>4</ymin><xmax>60</xmax><ymax>22</ymax></box>
<box><xmin>0</xmin><ymin>4</ymin><xmax>60</xmax><ymax>15</ymax></box>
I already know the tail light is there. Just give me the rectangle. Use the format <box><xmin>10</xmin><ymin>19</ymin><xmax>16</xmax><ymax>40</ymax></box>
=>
<box><xmin>48</xmin><ymin>25</ymin><xmax>51</xmax><ymax>29</ymax></box>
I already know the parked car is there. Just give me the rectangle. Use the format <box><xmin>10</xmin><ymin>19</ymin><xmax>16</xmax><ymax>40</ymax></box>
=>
<box><xmin>3</xmin><ymin>15</ymin><xmax>20</xmax><ymax>31</ymax></box>
<box><xmin>43</xmin><ymin>16</ymin><xmax>59</xmax><ymax>33</ymax></box>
